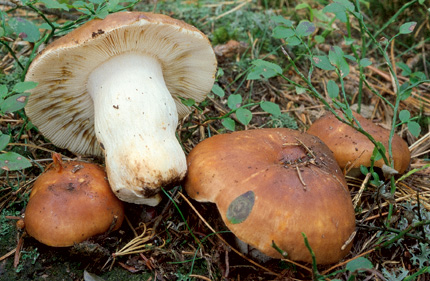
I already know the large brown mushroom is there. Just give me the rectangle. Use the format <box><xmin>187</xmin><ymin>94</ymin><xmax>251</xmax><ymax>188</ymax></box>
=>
<box><xmin>307</xmin><ymin>110</ymin><xmax>411</xmax><ymax>174</ymax></box>
<box><xmin>184</xmin><ymin>128</ymin><xmax>356</xmax><ymax>264</ymax></box>
<box><xmin>24</xmin><ymin>154</ymin><xmax>124</xmax><ymax>247</ymax></box>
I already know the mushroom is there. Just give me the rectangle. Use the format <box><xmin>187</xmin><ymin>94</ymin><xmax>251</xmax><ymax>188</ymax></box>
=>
<box><xmin>24</xmin><ymin>12</ymin><xmax>217</xmax><ymax>205</ymax></box>
<box><xmin>184</xmin><ymin>128</ymin><xmax>356</xmax><ymax>264</ymax></box>
<box><xmin>24</xmin><ymin>154</ymin><xmax>124</xmax><ymax>247</ymax></box>
<box><xmin>307</xmin><ymin>110</ymin><xmax>411</xmax><ymax>175</ymax></box>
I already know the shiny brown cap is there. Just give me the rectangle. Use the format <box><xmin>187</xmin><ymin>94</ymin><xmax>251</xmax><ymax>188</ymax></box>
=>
<box><xmin>24</xmin><ymin>156</ymin><xmax>124</xmax><ymax>247</ymax></box>
<box><xmin>185</xmin><ymin>128</ymin><xmax>356</xmax><ymax>264</ymax></box>
<box><xmin>307</xmin><ymin>110</ymin><xmax>411</xmax><ymax>174</ymax></box>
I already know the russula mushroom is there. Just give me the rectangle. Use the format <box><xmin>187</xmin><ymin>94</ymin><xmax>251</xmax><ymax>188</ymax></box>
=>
<box><xmin>24</xmin><ymin>12</ymin><xmax>217</xmax><ymax>205</ymax></box>
<box><xmin>307</xmin><ymin>110</ymin><xmax>411</xmax><ymax>175</ymax></box>
<box><xmin>184</xmin><ymin>128</ymin><xmax>356</xmax><ymax>264</ymax></box>
<box><xmin>24</xmin><ymin>154</ymin><xmax>124</xmax><ymax>247</ymax></box>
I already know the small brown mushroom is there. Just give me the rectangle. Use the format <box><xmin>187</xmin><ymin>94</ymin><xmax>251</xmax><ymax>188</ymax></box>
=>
<box><xmin>307</xmin><ymin>110</ymin><xmax>411</xmax><ymax>174</ymax></box>
<box><xmin>184</xmin><ymin>128</ymin><xmax>356</xmax><ymax>264</ymax></box>
<box><xmin>24</xmin><ymin>154</ymin><xmax>124</xmax><ymax>247</ymax></box>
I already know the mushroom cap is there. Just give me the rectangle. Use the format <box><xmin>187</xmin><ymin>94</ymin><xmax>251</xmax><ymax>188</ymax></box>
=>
<box><xmin>24</xmin><ymin>159</ymin><xmax>124</xmax><ymax>247</ymax></box>
<box><xmin>307</xmin><ymin>110</ymin><xmax>411</xmax><ymax>174</ymax></box>
<box><xmin>25</xmin><ymin>11</ymin><xmax>217</xmax><ymax>156</ymax></box>
<box><xmin>185</xmin><ymin>128</ymin><xmax>356</xmax><ymax>264</ymax></box>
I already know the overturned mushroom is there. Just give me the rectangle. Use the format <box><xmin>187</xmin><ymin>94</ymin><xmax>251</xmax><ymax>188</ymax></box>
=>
<box><xmin>24</xmin><ymin>154</ymin><xmax>124</xmax><ymax>247</ymax></box>
<box><xmin>307</xmin><ymin>110</ymin><xmax>411</xmax><ymax>175</ymax></box>
<box><xmin>185</xmin><ymin>128</ymin><xmax>356</xmax><ymax>264</ymax></box>
<box><xmin>25</xmin><ymin>12</ymin><xmax>217</xmax><ymax>205</ymax></box>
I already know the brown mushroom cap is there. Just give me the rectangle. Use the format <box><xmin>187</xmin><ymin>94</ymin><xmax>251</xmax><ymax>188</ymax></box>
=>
<box><xmin>185</xmin><ymin>128</ymin><xmax>356</xmax><ymax>264</ymax></box>
<box><xmin>24</xmin><ymin>155</ymin><xmax>124</xmax><ymax>247</ymax></box>
<box><xmin>307</xmin><ymin>110</ymin><xmax>411</xmax><ymax>174</ymax></box>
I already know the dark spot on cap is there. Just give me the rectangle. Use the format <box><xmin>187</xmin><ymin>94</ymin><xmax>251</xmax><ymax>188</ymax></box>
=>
<box><xmin>92</xmin><ymin>29</ymin><xmax>105</xmax><ymax>38</ymax></box>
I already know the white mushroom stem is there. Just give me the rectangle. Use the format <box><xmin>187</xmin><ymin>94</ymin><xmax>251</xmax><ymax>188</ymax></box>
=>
<box><xmin>87</xmin><ymin>52</ymin><xmax>186</xmax><ymax>205</ymax></box>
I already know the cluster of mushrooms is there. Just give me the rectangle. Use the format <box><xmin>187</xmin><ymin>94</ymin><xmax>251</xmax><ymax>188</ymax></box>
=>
<box><xmin>22</xmin><ymin>11</ymin><xmax>411</xmax><ymax>266</ymax></box>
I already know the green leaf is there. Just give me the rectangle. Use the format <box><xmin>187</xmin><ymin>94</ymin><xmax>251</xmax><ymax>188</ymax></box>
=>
<box><xmin>107</xmin><ymin>0</ymin><xmax>121</xmax><ymax>12</ymax></box>
<box><xmin>396</xmin><ymin>62</ymin><xmax>412</xmax><ymax>76</ymax></box>
<box><xmin>344</xmin><ymin>54</ymin><xmax>357</xmax><ymax>62</ymax></box>
<box><xmin>323</xmin><ymin>3</ymin><xmax>348</xmax><ymax>22</ymax></box>
<box><xmin>407</xmin><ymin>121</ymin><xmax>421</xmax><ymax>137</ymax></box>
<box><xmin>329</xmin><ymin>46</ymin><xmax>350</xmax><ymax>77</ymax></box>
<box><xmin>334</xmin><ymin>0</ymin><xmax>355</xmax><ymax>12</ymax></box>
<box><xmin>0</xmin><ymin>152</ymin><xmax>32</xmax><ymax>171</ymax></box>
<box><xmin>236</xmin><ymin>108</ymin><xmax>253</xmax><ymax>125</ymax></box>
<box><xmin>0</xmin><ymin>134</ymin><xmax>10</xmax><ymax>151</ymax></box>
<box><xmin>400</xmin><ymin>90</ymin><xmax>412</xmax><ymax>101</ymax></box>
<box><xmin>8</xmin><ymin>17</ymin><xmax>40</xmax><ymax>42</ymax></box>
<box><xmin>360</xmin><ymin>165</ymin><xmax>369</xmax><ymax>175</ymax></box>
<box><xmin>328</xmin><ymin>46</ymin><xmax>343</xmax><ymax>64</ymax></box>
<box><xmin>216</xmin><ymin>68</ymin><xmax>225</xmax><ymax>78</ymax></box>
<box><xmin>247</xmin><ymin>59</ymin><xmax>282</xmax><ymax>80</ymax></box>
<box><xmin>260</xmin><ymin>101</ymin><xmax>281</xmax><ymax>117</ymax></box>
<box><xmin>226</xmin><ymin>191</ymin><xmax>255</xmax><ymax>224</ymax></box>
<box><xmin>295</xmin><ymin>21</ymin><xmax>316</xmax><ymax>37</ymax></box>
<box><xmin>370</xmin><ymin>171</ymin><xmax>381</xmax><ymax>186</ymax></box>
<box><xmin>212</xmin><ymin>84</ymin><xmax>225</xmax><ymax>97</ymax></box>
<box><xmin>272</xmin><ymin>26</ymin><xmax>295</xmax><ymax>39</ymax></box>
<box><xmin>0</xmin><ymin>93</ymin><xmax>30</xmax><ymax>114</ymax></box>
<box><xmin>399</xmin><ymin>82</ymin><xmax>412</xmax><ymax>100</ymax></box>
<box><xmin>181</xmin><ymin>98</ymin><xmax>195</xmax><ymax>107</ymax></box>
<box><xmin>39</xmin><ymin>23</ymin><xmax>53</xmax><ymax>30</ymax></box>
<box><xmin>12</xmin><ymin>81</ymin><xmax>38</xmax><ymax>93</ymax></box>
<box><xmin>285</xmin><ymin>36</ymin><xmax>301</xmax><ymax>46</ymax></box>
<box><xmin>335</xmin><ymin>11</ymin><xmax>348</xmax><ymax>22</ymax></box>
<box><xmin>72</xmin><ymin>1</ymin><xmax>87</xmax><ymax>8</ymax></box>
<box><xmin>312</xmin><ymin>55</ymin><xmax>336</xmax><ymax>71</ymax></box>
<box><xmin>314</xmin><ymin>35</ymin><xmax>325</xmax><ymax>43</ymax></box>
<box><xmin>221</xmin><ymin>118</ymin><xmax>235</xmax><ymax>131</ymax></box>
<box><xmin>399</xmin><ymin>110</ymin><xmax>411</xmax><ymax>122</ymax></box>
<box><xmin>399</xmin><ymin>22</ymin><xmax>417</xmax><ymax>34</ymax></box>
<box><xmin>323</xmin><ymin>2</ymin><xmax>345</xmax><ymax>14</ymax></box>
<box><xmin>0</xmin><ymin>85</ymin><xmax>7</xmax><ymax>99</ymax></box>
<box><xmin>327</xmin><ymin>80</ymin><xmax>339</xmax><ymax>98</ymax></box>
<box><xmin>346</xmin><ymin>257</ymin><xmax>373</xmax><ymax>272</ymax></box>
<box><xmin>39</xmin><ymin>0</ymin><xmax>69</xmax><ymax>11</ymax></box>
<box><xmin>95</xmin><ymin>5</ymin><xmax>109</xmax><ymax>19</ymax></box>
<box><xmin>295</xmin><ymin>3</ymin><xmax>311</xmax><ymax>10</ymax></box>
<box><xmin>271</xmin><ymin>15</ymin><xmax>293</xmax><ymax>27</ymax></box>
<box><xmin>343</xmin><ymin>108</ymin><xmax>354</xmax><ymax>121</ymax></box>
<box><xmin>359</xmin><ymin>58</ymin><xmax>372</xmax><ymax>67</ymax></box>
<box><xmin>410</xmin><ymin>71</ymin><xmax>426</xmax><ymax>83</ymax></box>
<box><xmin>372</xmin><ymin>142</ymin><xmax>386</xmax><ymax>162</ymax></box>
<box><xmin>227</xmin><ymin>94</ymin><xmax>242</xmax><ymax>110</ymax></box>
